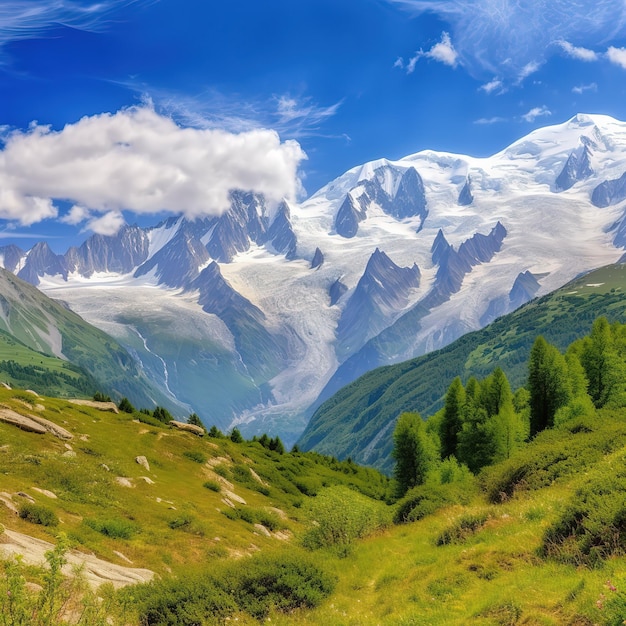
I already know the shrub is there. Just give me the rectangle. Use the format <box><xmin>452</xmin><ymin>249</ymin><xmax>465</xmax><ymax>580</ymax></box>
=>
<box><xmin>541</xmin><ymin>465</ymin><xmax>626</xmax><ymax>566</ymax></box>
<box><xmin>203</xmin><ymin>480</ymin><xmax>221</xmax><ymax>492</ymax></box>
<box><xmin>18</xmin><ymin>503</ymin><xmax>58</xmax><ymax>527</ymax></box>
<box><xmin>225</xmin><ymin>552</ymin><xmax>336</xmax><ymax>619</ymax></box>
<box><xmin>302</xmin><ymin>485</ymin><xmax>391</xmax><ymax>555</ymax></box>
<box><xmin>85</xmin><ymin>517</ymin><xmax>138</xmax><ymax>539</ymax></box>
<box><xmin>436</xmin><ymin>512</ymin><xmax>490</xmax><ymax>546</ymax></box>
<box><xmin>129</xmin><ymin>551</ymin><xmax>335</xmax><ymax>624</ymax></box>
<box><xmin>183</xmin><ymin>450</ymin><xmax>206</xmax><ymax>464</ymax></box>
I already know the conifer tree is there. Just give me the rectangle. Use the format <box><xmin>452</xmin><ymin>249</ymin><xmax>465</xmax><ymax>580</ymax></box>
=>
<box><xmin>392</xmin><ymin>412</ymin><xmax>433</xmax><ymax>498</ymax></box>
<box><xmin>579</xmin><ymin>317</ymin><xmax>623</xmax><ymax>408</ymax></box>
<box><xmin>528</xmin><ymin>336</ymin><xmax>571</xmax><ymax>436</ymax></box>
<box><xmin>440</xmin><ymin>377</ymin><xmax>465</xmax><ymax>459</ymax></box>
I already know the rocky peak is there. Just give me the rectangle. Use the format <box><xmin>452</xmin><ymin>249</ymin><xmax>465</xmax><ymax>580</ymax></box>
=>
<box><xmin>266</xmin><ymin>201</ymin><xmax>297</xmax><ymax>259</ymax></box>
<box><xmin>458</xmin><ymin>176</ymin><xmax>474</xmax><ymax>206</ymax></box>
<box><xmin>335</xmin><ymin>193</ymin><xmax>366</xmax><ymax>238</ymax></box>
<box><xmin>0</xmin><ymin>245</ymin><xmax>26</xmax><ymax>274</ymax></box>
<box><xmin>555</xmin><ymin>140</ymin><xmax>594</xmax><ymax>191</ymax></box>
<box><xmin>64</xmin><ymin>224</ymin><xmax>150</xmax><ymax>277</ymax></box>
<box><xmin>18</xmin><ymin>242</ymin><xmax>68</xmax><ymax>285</ymax></box>
<box><xmin>311</xmin><ymin>247</ymin><xmax>324</xmax><ymax>269</ymax></box>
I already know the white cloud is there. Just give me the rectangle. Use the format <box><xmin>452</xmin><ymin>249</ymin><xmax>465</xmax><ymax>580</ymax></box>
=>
<box><xmin>0</xmin><ymin>106</ymin><xmax>306</xmax><ymax>227</ymax></box>
<box><xmin>60</xmin><ymin>205</ymin><xmax>91</xmax><ymax>226</ymax></box>
<box><xmin>388</xmin><ymin>0</ymin><xmax>626</xmax><ymax>81</ymax></box>
<box><xmin>0</xmin><ymin>1</ymin><xmax>145</xmax><ymax>61</ymax></box>
<box><xmin>557</xmin><ymin>40</ymin><xmax>599</xmax><ymax>61</ymax></box>
<box><xmin>86</xmin><ymin>211</ymin><xmax>126</xmax><ymax>236</ymax></box>
<box><xmin>473</xmin><ymin>117</ymin><xmax>507</xmax><ymax>125</ymax></box>
<box><xmin>479</xmin><ymin>78</ymin><xmax>504</xmax><ymax>95</ymax></box>
<box><xmin>572</xmin><ymin>82</ymin><xmax>598</xmax><ymax>94</ymax></box>
<box><xmin>521</xmin><ymin>106</ymin><xmax>552</xmax><ymax>123</ymax></box>
<box><xmin>517</xmin><ymin>61</ymin><xmax>542</xmax><ymax>83</ymax></box>
<box><xmin>405</xmin><ymin>31</ymin><xmax>458</xmax><ymax>72</ymax></box>
<box><xmin>427</xmin><ymin>31</ymin><xmax>458</xmax><ymax>67</ymax></box>
<box><xmin>121</xmin><ymin>85</ymin><xmax>342</xmax><ymax>141</ymax></box>
<box><xmin>607</xmin><ymin>46</ymin><xmax>626</xmax><ymax>69</ymax></box>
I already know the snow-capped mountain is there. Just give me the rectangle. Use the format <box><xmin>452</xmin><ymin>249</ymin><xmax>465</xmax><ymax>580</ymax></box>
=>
<box><xmin>5</xmin><ymin>113</ymin><xmax>626</xmax><ymax>442</ymax></box>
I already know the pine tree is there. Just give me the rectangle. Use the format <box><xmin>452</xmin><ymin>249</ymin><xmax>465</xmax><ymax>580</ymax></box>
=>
<box><xmin>528</xmin><ymin>336</ymin><xmax>571</xmax><ymax>436</ymax></box>
<box><xmin>579</xmin><ymin>317</ymin><xmax>623</xmax><ymax>408</ymax></box>
<box><xmin>440</xmin><ymin>377</ymin><xmax>465</xmax><ymax>459</ymax></box>
<box><xmin>392</xmin><ymin>412</ymin><xmax>433</xmax><ymax>498</ymax></box>
<box><xmin>118</xmin><ymin>397</ymin><xmax>135</xmax><ymax>413</ymax></box>
<box><xmin>187</xmin><ymin>413</ymin><xmax>205</xmax><ymax>430</ymax></box>
<box><xmin>230</xmin><ymin>427</ymin><xmax>244</xmax><ymax>443</ymax></box>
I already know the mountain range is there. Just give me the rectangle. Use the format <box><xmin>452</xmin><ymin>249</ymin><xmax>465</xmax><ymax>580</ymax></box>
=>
<box><xmin>3</xmin><ymin>113</ymin><xmax>626</xmax><ymax>443</ymax></box>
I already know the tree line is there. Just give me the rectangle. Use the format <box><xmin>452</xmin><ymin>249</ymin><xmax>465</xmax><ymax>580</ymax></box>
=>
<box><xmin>393</xmin><ymin>316</ymin><xmax>626</xmax><ymax>498</ymax></box>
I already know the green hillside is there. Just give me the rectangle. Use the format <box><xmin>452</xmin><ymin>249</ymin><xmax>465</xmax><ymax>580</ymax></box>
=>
<box><xmin>3</xmin><ymin>367</ymin><xmax>626</xmax><ymax>623</ymax></box>
<box><xmin>0</xmin><ymin>269</ymin><xmax>182</xmax><ymax>412</ymax></box>
<box><xmin>298</xmin><ymin>263</ymin><xmax>626</xmax><ymax>472</ymax></box>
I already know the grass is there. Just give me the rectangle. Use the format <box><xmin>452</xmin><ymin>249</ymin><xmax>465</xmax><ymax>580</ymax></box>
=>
<box><xmin>4</xmin><ymin>386</ymin><xmax>626</xmax><ymax>623</ymax></box>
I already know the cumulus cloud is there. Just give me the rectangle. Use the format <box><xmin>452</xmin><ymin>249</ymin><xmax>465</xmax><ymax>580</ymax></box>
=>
<box><xmin>607</xmin><ymin>46</ymin><xmax>626</xmax><ymax>69</ymax></box>
<box><xmin>86</xmin><ymin>211</ymin><xmax>126</xmax><ymax>236</ymax></box>
<box><xmin>400</xmin><ymin>31</ymin><xmax>458</xmax><ymax>72</ymax></box>
<box><xmin>521</xmin><ymin>106</ymin><xmax>552</xmax><ymax>123</ymax></box>
<box><xmin>557</xmin><ymin>40</ymin><xmax>599</xmax><ymax>61</ymax></box>
<box><xmin>0</xmin><ymin>106</ymin><xmax>306</xmax><ymax>230</ymax></box>
<box><xmin>388</xmin><ymin>0</ymin><xmax>626</xmax><ymax>81</ymax></box>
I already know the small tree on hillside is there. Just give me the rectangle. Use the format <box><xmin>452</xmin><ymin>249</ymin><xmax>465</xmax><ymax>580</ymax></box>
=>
<box><xmin>528</xmin><ymin>336</ymin><xmax>571</xmax><ymax>436</ymax></box>
<box><xmin>230</xmin><ymin>428</ymin><xmax>244</xmax><ymax>443</ymax></box>
<box><xmin>118</xmin><ymin>397</ymin><xmax>135</xmax><ymax>413</ymax></box>
<box><xmin>440</xmin><ymin>377</ymin><xmax>465</xmax><ymax>459</ymax></box>
<box><xmin>187</xmin><ymin>413</ymin><xmax>206</xmax><ymax>431</ymax></box>
<box><xmin>392</xmin><ymin>412</ymin><xmax>434</xmax><ymax>499</ymax></box>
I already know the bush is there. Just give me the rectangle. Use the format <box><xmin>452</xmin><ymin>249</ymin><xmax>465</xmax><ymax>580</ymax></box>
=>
<box><xmin>130</xmin><ymin>551</ymin><xmax>335</xmax><ymax>624</ymax></box>
<box><xmin>302</xmin><ymin>485</ymin><xmax>391</xmax><ymax>555</ymax></box>
<box><xmin>183</xmin><ymin>450</ymin><xmax>206</xmax><ymax>464</ymax></box>
<box><xmin>541</xmin><ymin>465</ymin><xmax>626</xmax><ymax>566</ymax></box>
<box><xmin>85</xmin><ymin>517</ymin><xmax>138</xmax><ymax>539</ymax></box>
<box><xmin>225</xmin><ymin>552</ymin><xmax>336</xmax><ymax>619</ymax></box>
<box><xmin>481</xmin><ymin>418</ymin><xmax>626</xmax><ymax>504</ymax></box>
<box><xmin>18</xmin><ymin>503</ymin><xmax>58</xmax><ymax>527</ymax></box>
<box><xmin>436</xmin><ymin>512</ymin><xmax>490</xmax><ymax>546</ymax></box>
<box><xmin>203</xmin><ymin>480</ymin><xmax>221</xmax><ymax>493</ymax></box>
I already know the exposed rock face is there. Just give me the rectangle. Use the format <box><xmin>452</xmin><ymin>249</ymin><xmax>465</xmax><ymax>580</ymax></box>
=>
<box><xmin>329</xmin><ymin>279</ymin><xmax>347</xmax><ymax>305</ymax></box>
<box><xmin>266</xmin><ymin>201</ymin><xmax>297</xmax><ymax>259</ymax></box>
<box><xmin>591</xmin><ymin>171</ymin><xmax>626</xmax><ymax>207</ymax></box>
<box><xmin>135</xmin><ymin>222</ymin><xmax>210</xmax><ymax>288</ymax></box>
<box><xmin>337</xmin><ymin>248</ymin><xmax>420</xmax><ymax>358</ymax></box>
<box><xmin>65</xmin><ymin>225</ymin><xmax>150</xmax><ymax>277</ymax></box>
<box><xmin>135</xmin><ymin>455</ymin><xmax>150</xmax><ymax>471</ymax></box>
<box><xmin>205</xmin><ymin>191</ymin><xmax>267</xmax><ymax>262</ymax></box>
<box><xmin>509</xmin><ymin>270</ymin><xmax>542</xmax><ymax>309</ymax></box>
<box><xmin>0</xmin><ymin>245</ymin><xmax>25</xmax><ymax>273</ymax></box>
<box><xmin>169</xmin><ymin>420</ymin><xmax>204</xmax><ymax>436</ymax></box>
<box><xmin>426</xmin><ymin>222</ymin><xmax>507</xmax><ymax>308</ymax></box>
<box><xmin>335</xmin><ymin>166</ymin><xmax>428</xmax><ymax>237</ymax></box>
<box><xmin>0</xmin><ymin>409</ymin><xmax>47</xmax><ymax>434</ymax></box>
<box><xmin>386</xmin><ymin>166</ymin><xmax>428</xmax><ymax>219</ymax></box>
<box><xmin>311</xmin><ymin>247</ymin><xmax>324</xmax><ymax>269</ymax></box>
<box><xmin>18</xmin><ymin>242</ymin><xmax>67</xmax><ymax>286</ymax></box>
<box><xmin>335</xmin><ymin>193</ymin><xmax>366</xmax><ymax>238</ymax></box>
<box><xmin>556</xmin><ymin>142</ymin><xmax>594</xmax><ymax>191</ymax></box>
<box><xmin>192</xmin><ymin>262</ymin><xmax>290</xmax><ymax>382</ymax></box>
<box><xmin>67</xmin><ymin>399</ymin><xmax>119</xmax><ymax>413</ymax></box>
<box><xmin>458</xmin><ymin>176</ymin><xmax>474</xmax><ymax>206</ymax></box>
<box><xmin>0</xmin><ymin>528</ymin><xmax>154</xmax><ymax>588</ymax></box>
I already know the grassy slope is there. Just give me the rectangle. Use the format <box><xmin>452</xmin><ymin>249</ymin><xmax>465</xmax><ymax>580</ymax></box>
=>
<box><xmin>0</xmin><ymin>270</ymin><xmax>180</xmax><ymax>411</ymax></box>
<box><xmin>4</xmin><ymin>390</ymin><xmax>626</xmax><ymax>624</ymax></box>
<box><xmin>299</xmin><ymin>263</ymin><xmax>626</xmax><ymax>472</ymax></box>
<box><xmin>0</xmin><ymin>387</ymin><xmax>389</xmax><ymax>577</ymax></box>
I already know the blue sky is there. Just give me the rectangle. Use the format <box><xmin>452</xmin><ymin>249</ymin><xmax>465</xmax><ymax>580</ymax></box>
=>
<box><xmin>2</xmin><ymin>0</ymin><xmax>626</xmax><ymax>251</ymax></box>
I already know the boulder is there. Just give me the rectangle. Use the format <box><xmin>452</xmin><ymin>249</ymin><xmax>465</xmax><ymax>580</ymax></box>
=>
<box><xmin>169</xmin><ymin>420</ymin><xmax>205</xmax><ymax>436</ymax></box>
